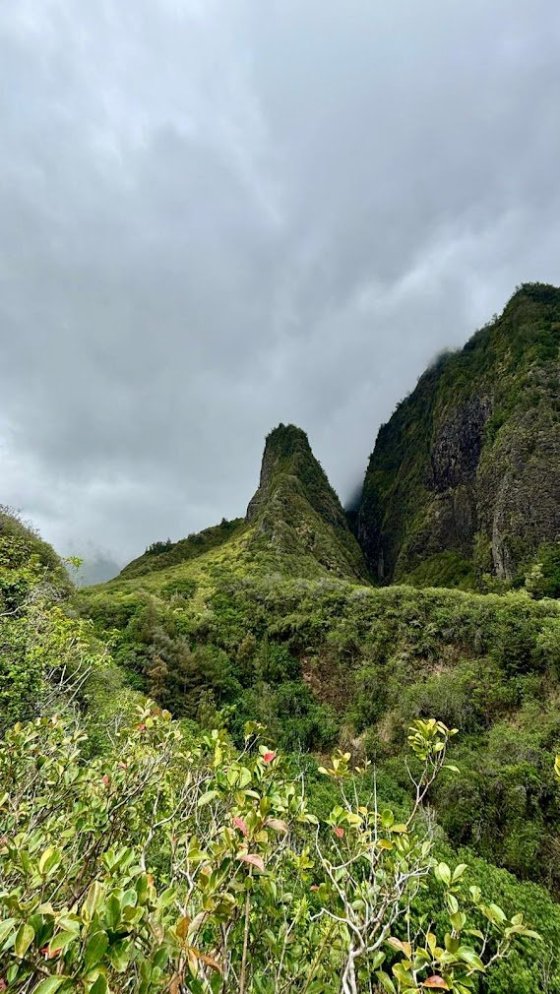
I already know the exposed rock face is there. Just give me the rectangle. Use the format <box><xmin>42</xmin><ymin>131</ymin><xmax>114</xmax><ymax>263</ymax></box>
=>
<box><xmin>247</xmin><ymin>424</ymin><xmax>369</xmax><ymax>581</ymax></box>
<box><xmin>357</xmin><ymin>283</ymin><xmax>560</xmax><ymax>586</ymax></box>
<box><xmin>429</xmin><ymin>396</ymin><xmax>492</xmax><ymax>492</ymax></box>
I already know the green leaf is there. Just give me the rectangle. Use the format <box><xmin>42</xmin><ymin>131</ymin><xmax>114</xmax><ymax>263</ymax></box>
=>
<box><xmin>381</xmin><ymin>808</ymin><xmax>394</xmax><ymax>829</ymax></box>
<box><xmin>450</xmin><ymin>911</ymin><xmax>466</xmax><ymax>932</ymax></box>
<box><xmin>435</xmin><ymin>862</ymin><xmax>451</xmax><ymax>887</ymax></box>
<box><xmin>108</xmin><ymin>939</ymin><xmax>131</xmax><ymax>972</ymax></box>
<box><xmin>452</xmin><ymin>863</ymin><xmax>468</xmax><ymax>882</ymax></box>
<box><xmin>488</xmin><ymin>902</ymin><xmax>506</xmax><ymax>924</ymax></box>
<box><xmin>0</xmin><ymin>918</ymin><xmax>16</xmax><ymax>947</ymax></box>
<box><xmin>33</xmin><ymin>978</ymin><xmax>68</xmax><ymax>994</ymax></box>
<box><xmin>197</xmin><ymin>790</ymin><xmax>219</xmax><ymax>808</ymax></box>
<box><xmin>48</xmin><ymin>931</ymin><xmax>78</xmax><ymax>955</ymax></box>
<box><xmin>15</xmin><ymin>922</ymin><xmax>35</xmax><ymax>957</ymax></box>
<box><xmin>84</xmin><ymin>930</ymin><xmax>109</xmax><ymax>969</ymax></box>
<box><xmin>238</xmin><ymin>768</ymin><xmax>251</xmax><ymax>788</ymax></box>
<box><xmin>38</xmin><ymin>847</ymin><xmax>62</xmax><ymax>876</ymax></box>
<box><xmin>90</xmin><ymin>976</ymin><xmax>108</xmax><ymax>994</ymax></box>
<box><xmin>457</xmin><ymin>947</ymin><xmax>485</xmax><ymax>972</ymax></box>
<box><xmin>82</xmin><ymin>881</ymin><xmax>104</xmax><ymax>921</ymax></box>
<box><xmin>446</xmin><ymin>894</ymin><xmax>459</xmax><ymax>914</ymax></box>
<box><xmin>376</xmin><ymin>971</ymin><xmax>397</xmax><ymax>994</ymax></box>
<box><xmin>105</xmin><ymin>894</ymin><xmax>121</xmax><ymax>930</ymax></box>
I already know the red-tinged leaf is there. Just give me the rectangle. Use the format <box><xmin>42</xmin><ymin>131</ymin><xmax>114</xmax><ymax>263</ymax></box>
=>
<box><xmin>237</xmin><ymin>853</ymin><xmax>265</xmax><ymax>872</ymax></box>
<box><xmin>101</xmin><ymin>775</ymin><xmax>110</xmax><ymax>787</ymax></box>
<box><xmin>422</xmin><ymin>977</ymin><xmax>450</xmax><ymax>990</ymax></box>
<box><xmin>310</xmin><ymin>885</ymin><xmax>319</xmax><ymax>892</ymax></box>
<box><xmin>262</xmin><ymin>751</ymin><xmax>276</xmax><ymax>764</ymax></box>
<box><xmin>233</xmin><ymin>816</ymin><xmax>249</xmax><ymax>836</ymax></box>
<box><xmin>0</xmin><ymin>981</ymin><xmax>6</xmax><ymax>992</ymax></box>
<box><xmin>333</xmin><ymin>826</ymin><xmax>345</xmax><ymax>839</ymax></box>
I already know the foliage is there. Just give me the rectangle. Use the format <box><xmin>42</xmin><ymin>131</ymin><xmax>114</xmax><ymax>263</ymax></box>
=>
<box><xmin>525</xmin><ymin>543</ymin><xmax>560</xmax><ymax>599</ymax></box>
<box><xmin>80</xmin><ymin>568</ymin><xmax>560</xmax><ymax>889</ymax></box>
<box><xmin>0</xmin><ymin>711</ymin><xmax>538</xmax><ymax>993</ymax></box>
<box><xmin>0</xmin><ymin>511</ymin><xmax>138</xmax><ymax>742</ymax></box>
<box><xmin>122</xmin><ymin>522</ymin><xmax>246</xmax><ymax>581</ymax></box>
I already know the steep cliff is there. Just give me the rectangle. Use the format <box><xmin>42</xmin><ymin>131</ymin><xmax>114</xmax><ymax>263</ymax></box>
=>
<box><xmin>357</xmin><ymin>283</ymin><xmax>560</xmax><ymax>587</ymax></box>
<box><xmin>246</xmin><ymin>424</ymin><xmax>369</xmax><ymax>580</ymax></box>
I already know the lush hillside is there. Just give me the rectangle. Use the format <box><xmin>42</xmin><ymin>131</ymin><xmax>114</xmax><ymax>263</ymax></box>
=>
<box><xmin>2</xmin><ymin>509</ymin><xmax>559</xmax><ymax>993</ymax></box>
<box><xmin>0</xmin><ymin>504</ymin><xmax>70</xmax><ymax>588</ymax></box>
<box><xmin>0</xmin><ymin>505</ymin><xmax>139</xmax><ymax>737</ymax></box>
<box><xmin>77</xmin><ymin>409</ymin><xmax>560</xmax><ymax>900</ymax></box>
<box><xmin>120</xmin><ymin>517</ymin><xmax>247</xmax><ymax>580</ymax></box>
<box><xmin>7</xmin><ymin>292</ymin><xmax>560</xmax><ymax>991</ymax></box>
<box><xmin>114</xmin><ymin>423</ymin><xmax>368</xmax><ymax>594</ymax></box>
<box><xmin>81</xmin><ymin>566</ymin><xmax>560</xmax><ymax>886</ymax></box>
<box><xmin>357</xmin><ymin>282</ymin><xmax>560</xmax><ymax>589</ymax></box>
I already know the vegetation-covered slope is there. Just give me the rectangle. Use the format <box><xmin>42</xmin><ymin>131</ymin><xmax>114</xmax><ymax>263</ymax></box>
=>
<box><xmin>77</xmin><ymin>406</ymin><xmax>560</xmax><ymax>901</ymax></box>
<box><xmin>0</xmin><ymin>505</ymin><xmax>70</xmax><ymax>590</ymax></box>
<box><xmin>0</xmin><ymin>506</ymin><xmax>138</xmax><ymax>738</ymax></box>
<box><xmin>81</xmin><ymin>563</ymin><xmax>560</xmax><ymax>891</ymax></box>
<box><xmin>117</xmin><ymin>423</ymin><xmax>368</xmax><ymax>591</ymax></box>
<box><xmin>6</xmin><ymin>502</ymin><xmax>558</xmax><ymax>993</ymax></box>
<box><xmin>246</xmin><ymin>424</ymin><xmax>368</xmax><ymax>582</ymax></box>
<box><xmin>8</xmin><ymin>288</ymin><xmax>560</xmax><ymax>992</ymax></box>
<box><xmin>120</xmin><ymin>517</ymin><xmax>247</xmax><ymax>580</ymax></box>
<box><xmin>357</xmin><ymin>283</ymin><xmax>560</xmax><ymax>588</ymax></box>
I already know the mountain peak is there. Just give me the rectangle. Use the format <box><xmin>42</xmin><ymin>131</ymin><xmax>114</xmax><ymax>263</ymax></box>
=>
<box><xmin>247</xmin><ymin>423</ymin><xmax>342</xmax><ymax>526</ymax></box>
<box><xmin>246</xmin><ymin>424</ymin><xmax>368</xmax><ymax>581</ymax></box>
<box><xmin>263</xmin><ymin>422</ymin><xmax>311</xmax><ymax>453</ymax></box>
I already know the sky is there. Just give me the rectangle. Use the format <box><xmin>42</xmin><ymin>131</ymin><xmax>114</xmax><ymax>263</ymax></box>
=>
<box><xmin>1</xmin><ymin>0</ymin><xmax>560</xmax><ymax>582</ymax></box>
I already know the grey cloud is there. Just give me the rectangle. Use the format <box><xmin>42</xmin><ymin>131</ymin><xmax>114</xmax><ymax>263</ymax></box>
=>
<box><xmin>0</xmin><ymin>0</ymin><xmax>559</xmax><ymax>576</ymax></box>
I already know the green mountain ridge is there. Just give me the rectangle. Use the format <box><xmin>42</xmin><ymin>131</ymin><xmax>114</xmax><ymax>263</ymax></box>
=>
<box><xmin>117</xmin><ymin>422</ymin><xmax>368</xmax><ymax>586</ymax></box>
<box><xmin>6</xmin><ymin>285</ymin><xmax>560</xmax><ymax>992</ymax></box>
<box><xmin>76</xmin><ymin>344</ymin><xmax>560</xmax><ymax>906</ymax></box>
<box><xmin>357</xmin><ymin>282</ymin><xmax>560</xmax><ymax>589</ymax></box>
<box><xmin>116</xmin><ymin>284</ymin><xmax>560</xmax><ymax>596</ymax></box>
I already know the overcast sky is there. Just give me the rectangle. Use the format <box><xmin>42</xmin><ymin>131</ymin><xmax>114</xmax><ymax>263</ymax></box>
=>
<box><xmin>1</xmin><ymin>0</ymin><xmax>559</xmax><ymax>581</ymax></box>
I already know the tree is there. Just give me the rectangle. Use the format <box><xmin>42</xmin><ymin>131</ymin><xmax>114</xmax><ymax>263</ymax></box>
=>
<box><xmin>0</xmin><ymin>711</ymin><xmax>538</xmax><ymax>993</ymax></box>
